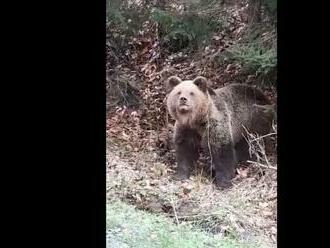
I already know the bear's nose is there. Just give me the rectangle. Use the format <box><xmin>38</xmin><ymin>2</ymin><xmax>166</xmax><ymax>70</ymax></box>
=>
<box><xmin>180</xmin><ymin>96</ymin><xmax>187</xmax><ymax>102</ymax></box>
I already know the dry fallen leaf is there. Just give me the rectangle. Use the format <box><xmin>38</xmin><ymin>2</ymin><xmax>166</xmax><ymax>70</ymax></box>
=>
<box><xmin>237</xmin><ymin>167</ymin><xmax>249</xmax><ymax>178</ymax></box>
<box><xmin>182</xmin><ymin>182</ymin><xmax>194</xmax><ymax>195</ymax></box>
<box><xmin>259</xmin><ymin>202</ymin><xmax>269</xmax><ymax>208</ymax></box>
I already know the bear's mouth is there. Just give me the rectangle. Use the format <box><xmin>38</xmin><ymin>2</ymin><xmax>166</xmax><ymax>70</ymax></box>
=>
<box><xmin>178</xmin><ymin>105</ymin><xmax>191</xmax><ymax>113</ymax></box>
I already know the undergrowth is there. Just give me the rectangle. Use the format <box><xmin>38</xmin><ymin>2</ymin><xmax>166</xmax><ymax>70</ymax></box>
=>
<box><xmin>151</xmin><ymin>8</ymin><xmax>221</xmax><ymax>53</ymax></box>
<box><xmin>107</xmin><ymin>200</ymin><xmax>269</xmax><ymax>248</ymax></box>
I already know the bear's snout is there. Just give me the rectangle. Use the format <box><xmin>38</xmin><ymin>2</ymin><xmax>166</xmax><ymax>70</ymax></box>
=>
<box><xmin>179</xmin><ymin>96</ymin><xmax>187</xmax><ymax>104</ymax></box>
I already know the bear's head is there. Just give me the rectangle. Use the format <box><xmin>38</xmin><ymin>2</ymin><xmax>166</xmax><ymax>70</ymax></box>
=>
<box><xmin>166</xmin><ymin>76</ymin><xmax>212</xmax><ymax>126</ymax></box>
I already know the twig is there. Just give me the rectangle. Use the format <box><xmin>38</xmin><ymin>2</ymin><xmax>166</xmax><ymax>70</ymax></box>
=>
<box><xmin>250</xmin><ymin>132</ymin><xmax>276</xmax><ymax>142</ymax></box>
<box><xmin>168</xmin><ymin>212</ymin><xmax>222</xmax><ymax>220</ymax></box>
<box><xmin>207</xmin><ymin>108</ymin><xmax>213</xmax><ymax>178</ymax></box>
<box><xmin>247</xmin><ymin>160</ymin><xmax>277</xmax><ymax>170</ymax></box>
<box><xmin>170</xmin><ymin>198</ymin><xmax>179</xmax><ymax>225</ymax></box>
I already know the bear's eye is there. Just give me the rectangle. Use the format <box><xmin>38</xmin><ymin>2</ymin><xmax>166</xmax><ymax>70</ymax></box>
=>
<box><xmin>177</xmin><ymin>91</ymin><xmax>181</xmax><ymax>95</ymax></box>
<box><xmin>190</xmin><ymin>92</ymin><xmax>194</xmax><ymax>96</ymax></box>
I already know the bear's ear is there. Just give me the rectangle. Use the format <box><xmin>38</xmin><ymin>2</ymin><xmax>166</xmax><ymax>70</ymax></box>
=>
<box><xmin>208</xmin><ymin>88</ymin><xmax>216</xmax><ymax>96</ymax></box>
<box><xmin>193</xmin><ymin>76</ymin><xmax>208</xmax><ymax>92</ymax></box>
<box><xmin>166</xmin><ymin>76</ymin><xmax>181</xmax><ymax>91</ymax></box>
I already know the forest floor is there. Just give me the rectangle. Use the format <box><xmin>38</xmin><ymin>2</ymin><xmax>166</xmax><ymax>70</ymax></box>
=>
<box><xmin>107</xmin><ymin>136</ymin><xmax>277</xmax><ymax>247</ymax></box>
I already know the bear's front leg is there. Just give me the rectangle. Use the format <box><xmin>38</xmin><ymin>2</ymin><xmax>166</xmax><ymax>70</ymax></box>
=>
<box><xmin>174</xmin><ymin>129</ymin><xmax>200</xmax><ymax>180</ymax></box>
<box><xmin>212</xmin><ymin>144</ymin><xmax>237</xmax><ymax>189</ymax></box>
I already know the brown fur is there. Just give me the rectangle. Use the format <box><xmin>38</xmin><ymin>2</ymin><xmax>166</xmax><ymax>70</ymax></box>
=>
<box><xmin>166</xmin><ymin>76</ymin><xmax>275</xmax><ymax>189</ymax></box>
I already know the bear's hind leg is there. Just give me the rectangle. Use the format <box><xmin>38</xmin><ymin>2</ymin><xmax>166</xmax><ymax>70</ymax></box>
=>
<box><xmin>212</xmin><ymin>144</ymin><xmax>237</xmax><ymax>189</ymax></box>
<box><xmin>235</xmin><ymin>138</ymin><xmax>251</xmax><ymax>163</ymax></box>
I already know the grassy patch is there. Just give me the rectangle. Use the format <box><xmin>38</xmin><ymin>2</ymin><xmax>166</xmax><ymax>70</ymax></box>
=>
<box><xmin>107</xmin><ymin>200</ymin><xmax>268</xmax><ymax>248</ymax></box>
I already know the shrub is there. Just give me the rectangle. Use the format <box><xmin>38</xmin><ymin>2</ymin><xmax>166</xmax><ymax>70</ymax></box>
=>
<box><xmin>228</xmin><ymin>43</ymin><xmax>276</xmax><ymax>75</ymax></box>
<box><xmin>216</xmin><ymin>33</ymin><xmax>277</xmax><ymax>86</ymax></box>
<box><xmin>151</xmin><ymin>8</ymin><xmax>221</xmax><ymax>53</ymax></box>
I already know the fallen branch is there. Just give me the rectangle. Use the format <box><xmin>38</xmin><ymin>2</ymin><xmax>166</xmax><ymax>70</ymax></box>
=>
<box><xmin>250</xmin><ymin>132</ymin><xmax>276</xmax><ymax>142</ymax></box>
<box><xmin>247</xmin><ymin>160</ymin><xmax>277</xmax><ymax>170</ymax></box>
<box><xmin>168</xmin><ymin>212</ymin><xmax>222</xmax><ymax>220</ymax></box>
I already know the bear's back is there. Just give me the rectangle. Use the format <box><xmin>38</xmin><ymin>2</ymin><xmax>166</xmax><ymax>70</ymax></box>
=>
<box><xmin>214</xmin><ymin>83</ymin><xmax>270</xmax><ymax>106</ymax></box>
<box><xmin>211</xmin><ymin>83</ymin><xmax>273</xmax><ymax>137</ymax></box>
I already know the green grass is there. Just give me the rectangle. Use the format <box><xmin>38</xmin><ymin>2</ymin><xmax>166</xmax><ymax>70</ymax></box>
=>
<box><xmin>107</xmin><ymin>200</ymin><xmax>267</xmax><ymax>248</ymax></box>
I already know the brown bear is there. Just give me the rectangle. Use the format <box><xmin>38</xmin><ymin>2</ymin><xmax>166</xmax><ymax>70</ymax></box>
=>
<box><xmin>166</xmin><ymin>75</ymin><xmax>274</xmax><ymax>189</ymax></box>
